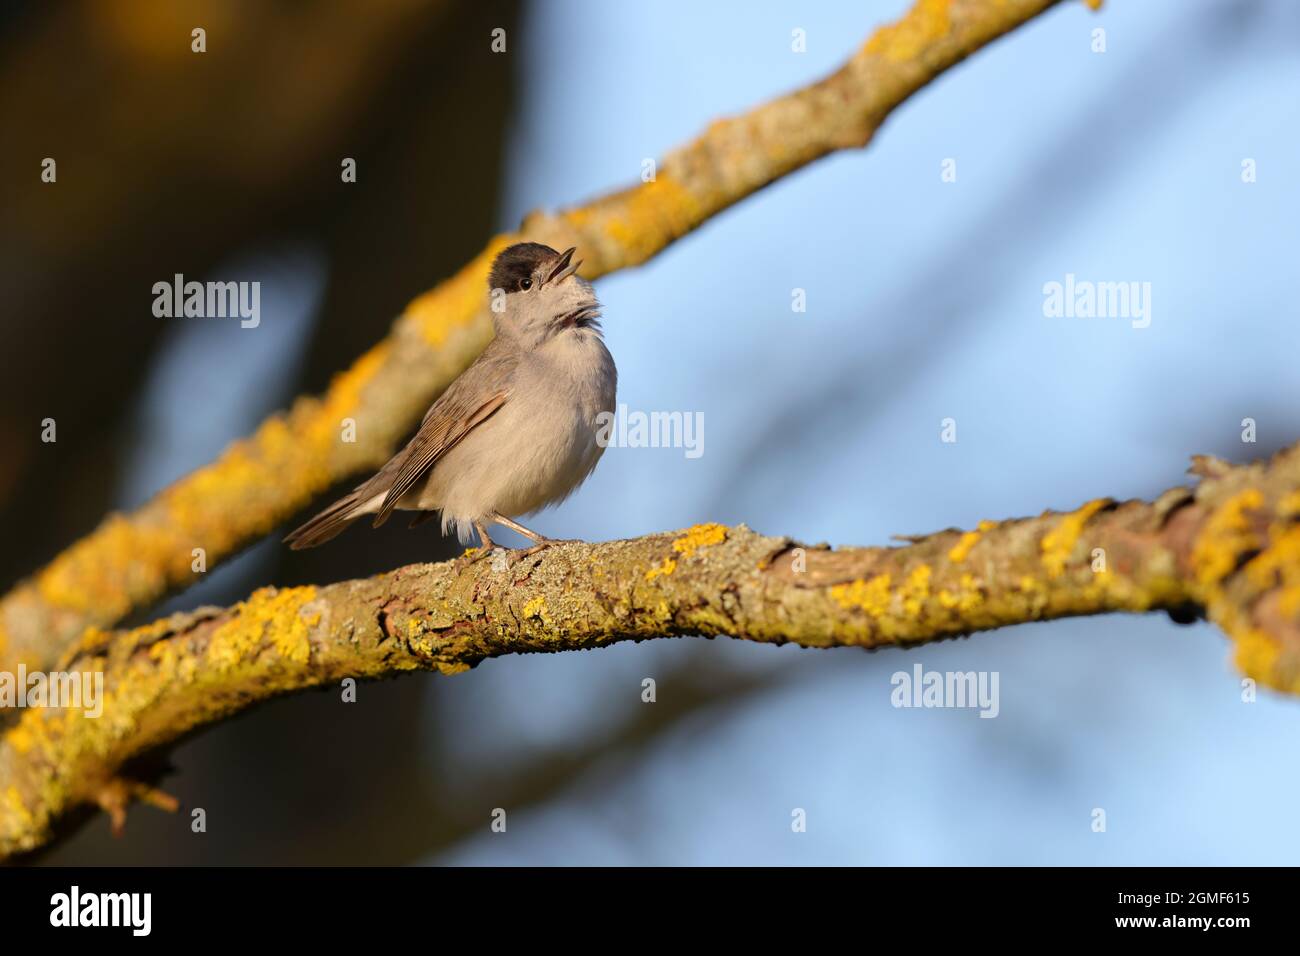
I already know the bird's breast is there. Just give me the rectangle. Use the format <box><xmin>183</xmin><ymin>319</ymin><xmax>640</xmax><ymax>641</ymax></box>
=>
<box><xmin>426</xmin><ymin>332</ymin><xmax>617</xmax><ymax>520</ymax></box>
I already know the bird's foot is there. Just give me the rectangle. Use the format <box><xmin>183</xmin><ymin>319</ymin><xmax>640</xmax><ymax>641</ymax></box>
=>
<box><xmin>453</xmin><ymin>545</ymin><xmax>501</xmax><ymax>574</ymax></box>
<box><xmin>504</xmin><ymin>537</ymin><xmax>580</xmax><ymax>566</ymax></box>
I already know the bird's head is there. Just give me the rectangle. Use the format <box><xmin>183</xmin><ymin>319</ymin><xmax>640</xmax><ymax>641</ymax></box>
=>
<box><xmin>487</xmin><ymin>242</ymin><xmax>601</xmax><ymax>343</ymax></box>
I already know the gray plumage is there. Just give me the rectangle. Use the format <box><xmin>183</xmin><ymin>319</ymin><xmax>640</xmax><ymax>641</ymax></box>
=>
<box><xmin>285</xmin><ymin>243</ymin><xmax>616</xmax><ymax>552</ymax></box>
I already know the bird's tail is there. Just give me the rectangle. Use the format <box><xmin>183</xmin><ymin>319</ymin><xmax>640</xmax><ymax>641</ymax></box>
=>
<box><xmin>284</xmin><ymin>488</ymin><xmax>370</xmax><ymax>550</ymax></box>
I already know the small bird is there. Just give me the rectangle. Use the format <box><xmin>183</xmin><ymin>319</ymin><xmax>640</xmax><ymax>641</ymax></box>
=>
<box><xmin>285</xmin><ymin>242</ymin><xmax>617</xmax><ymax>557</ymax></box>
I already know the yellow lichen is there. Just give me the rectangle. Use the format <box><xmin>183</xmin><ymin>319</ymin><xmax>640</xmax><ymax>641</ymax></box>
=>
<box><xmin>902</xmin><ymin>565</ymin><xmax>932</xmax><ymax>616</ymax></box>
<box><xmin>948</xmin><ymin>519</ymin><xmax>996</xmax><ymax>563</ymax></box>
<box><xmin>1191</xmin><ymin>489</ymin><xmax>1263</xmax><ymax>589</ymax></box>
<box><xmin>304</xmin><ymin>343</ymin><xmax>391</xmax><ymax>451</ymax></box>
<box><xmin>1232</xmin><ymin>627</ymin><xmax>1284</xmax><ymax>689</ymax></box>
<box><xmin>1242</xmin><ymin>524</ymin><xmax>1300</xmax><ymax>619</ymax></box>
<box><xmin>522</xmin><ymin>596</ymin><xmax>549</xmax><ymax>621</ymax></box>
<box><xmin>646</xmin><ymin>524</ymin><xmax>727</xmax><ymax>580</ymax></box>
<box><xmin>6</xmin><ymin>721</ymin><xmax>35</xmax><ymax>756</ymax></box>
<box><xmin>594</xmin><ymin>177</ymin><xmax>704</xmax><ymax>265</ymax></box>
<box><xmin>1279</xmin><ymin>490</ymin><xmax>1300</xmax><ymax>518</ymax></box>
<box><xmin>864</xmin><ymin>0</ymin><xmax>951</xmax><ymax>63</ymax></box>
<box><xmin>3</xmin><ymin>787</ymin><xmax>34</xmax><ymax>832</ymax></box>
<box><xmin>832</xmin><ymin>574</ymin><xmax>892</xmax><ymax>617</ymax></box>
<box><xmin>206</xmin><ymin>586</ymin><xmax>316</xmax><ymax>671</ymax></box>
<box><xmin>645</xmin><ymin>558</ymin><xmax>677</xmax><ymax>582</ymax></box>
<box><xmin>938</xmin><ymin>573</ymin><xmax>983</xmax><ymax>613</ymax></box>
<box><xmin>1041</xmin><ymin>499</ymin><xmax>1109</xmax><ymax>579</ymax></box>
<box><xmin>672</xmin><ymin>523</ymin><xmax>728</xmax><ymax>560</ymax></box>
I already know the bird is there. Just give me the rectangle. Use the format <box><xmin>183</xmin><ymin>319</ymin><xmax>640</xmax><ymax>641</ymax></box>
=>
<box><xmin>284</xmin><ymin>242</ymin><xmax>617</xmax><ymax>559</ymax></box>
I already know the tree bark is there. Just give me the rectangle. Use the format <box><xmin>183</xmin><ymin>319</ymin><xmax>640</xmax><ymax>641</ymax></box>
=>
<box><xmin>5</xmin><ymin>437</ymin><xmax>1300</xmax><ymax>858</ymax></box>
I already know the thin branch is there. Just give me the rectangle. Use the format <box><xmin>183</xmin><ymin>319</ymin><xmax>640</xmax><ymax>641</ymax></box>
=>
<box><xmin>4</xmin><ymin>437</ymin><xmax>1300</xmax><ymax>858</ymax></box>
<box><xmin>0</xmin><ymin>0</ymin><xmax>1070</xmax><ymax>677</ymax></box>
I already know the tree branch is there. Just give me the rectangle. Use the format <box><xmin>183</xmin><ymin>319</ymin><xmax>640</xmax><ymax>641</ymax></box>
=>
<box><xmin>0</xmin><ymin>0</ymin><xmax>1070</xmax><ymax>678</ymax></box>
<box><xmin>5</xmin><ymin>437</ymin><xmax>1300</xmax><ymax>858</ymax></box>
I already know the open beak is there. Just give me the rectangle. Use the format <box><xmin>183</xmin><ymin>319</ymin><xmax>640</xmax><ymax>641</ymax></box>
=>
<box><xmin>546</xmin><ymin>246</ymin><xmax>581</xmax><ymax>284</ymax></box>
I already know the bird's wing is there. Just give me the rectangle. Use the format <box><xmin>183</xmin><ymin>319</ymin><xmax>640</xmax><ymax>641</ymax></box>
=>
<box><xmin>371</xmin><ymin>346</ymin><xmax>515</xmax><ymax>527</ymax></box>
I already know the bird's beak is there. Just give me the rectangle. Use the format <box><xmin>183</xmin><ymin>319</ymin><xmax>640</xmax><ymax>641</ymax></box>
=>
<box><xmin>547</xmin><ymin>247</ymin><xmax>581</xmax><ymax>284</ymax></box>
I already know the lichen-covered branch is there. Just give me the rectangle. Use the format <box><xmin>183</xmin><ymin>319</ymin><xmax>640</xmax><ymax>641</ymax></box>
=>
<box><xmin>0</xmin><ymin>0</ymin><xmax>1070</xmax><ymax>678</ymax></box>
<box><xmin>5</xmin><ymin>437</ymin><xmax>1300</xmax><ymax>858</ymax></box>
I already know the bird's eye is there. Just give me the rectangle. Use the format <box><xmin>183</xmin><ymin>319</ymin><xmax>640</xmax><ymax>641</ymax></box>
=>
<box><xmin>519</xmin><ymin>278</ymin><xmax>533</xmax><ymax>291</ymax></box>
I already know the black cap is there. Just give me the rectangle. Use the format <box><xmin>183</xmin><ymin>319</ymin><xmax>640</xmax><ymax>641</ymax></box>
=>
<box><xmin>489</xmin><ymin>242</ymin><xmax>560</xmax><ymax>292</ymax></box>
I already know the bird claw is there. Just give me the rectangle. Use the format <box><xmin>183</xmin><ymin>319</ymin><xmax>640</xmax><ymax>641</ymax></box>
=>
<box><xmin>453</xmin><ymin>545</ymin><xmax>500</xmax><ymax>574</ymax></box>
<box><xmin>504</xmin><ymin>538</ymin><xmax>579</xmax><ymax>566</ymax></box>
<box><xmin>453</xmin><ymin>539</ymin><xmax>579</xmax><ymax>574</ymax></box>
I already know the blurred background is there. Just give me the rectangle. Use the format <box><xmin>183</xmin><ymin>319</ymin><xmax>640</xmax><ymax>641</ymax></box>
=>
<box><xmin>4</xmin><ymin>0</ymin><xmax>1299</xmax><ymax>864</ymax></box>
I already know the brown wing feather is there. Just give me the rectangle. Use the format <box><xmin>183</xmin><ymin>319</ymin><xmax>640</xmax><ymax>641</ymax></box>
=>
<box><xmin>284</xmin><ymin>337</ymin><xmax>518</xmax><ymax>548</ymax></box>
<box><xmin>372</xmin><ymin>390</ymin><xmax>507</xmax><ymax>526</ymax></box>
<box><xmin>283</xmin><ymin>486</ymin><xmax>368</xmax><ymax>549</ymax></box>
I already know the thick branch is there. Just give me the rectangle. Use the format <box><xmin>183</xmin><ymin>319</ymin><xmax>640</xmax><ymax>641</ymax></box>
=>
<box><xmin>0</xmin><ymin>0</ymin><xmax>1069</xmax><ymax>677</ymax></box>
<box><xmin>4</xmin><ymin>438</ymin><xmax>1300</xmax><ymax>858</ymax></box>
